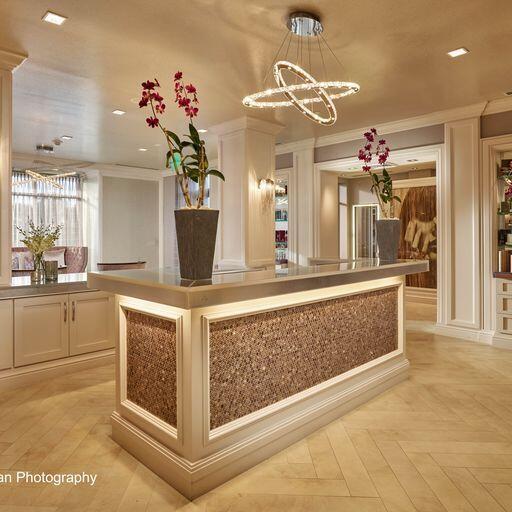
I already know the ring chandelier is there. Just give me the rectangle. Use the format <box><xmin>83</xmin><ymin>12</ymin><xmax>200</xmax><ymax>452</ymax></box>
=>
<box><xmin>242</xmin><ymin>12</ymin><xmax>360</xmax><ymax>126</ymax></box>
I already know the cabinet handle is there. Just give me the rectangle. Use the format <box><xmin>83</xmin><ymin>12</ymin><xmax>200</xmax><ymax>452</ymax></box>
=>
<box><xmin>64</xmin><ymin>302</ymin><xmax>67</xmax><ymax>322</ymax></box>
<box><xmin>72</xmin><ymin>301</ymin><xmax>76</xmax><ymax>322</ymax></box>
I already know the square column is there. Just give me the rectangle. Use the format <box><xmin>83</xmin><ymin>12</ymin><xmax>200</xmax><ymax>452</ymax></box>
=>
<box><xmin>0</xmin><ymin>49</ymin><xmax>26</xmax><ymax>286</ymax></box>
<box><xmin>211</xmin><ymin>117</ymin><xmax>283</xmax><ymax>268</ymax></box>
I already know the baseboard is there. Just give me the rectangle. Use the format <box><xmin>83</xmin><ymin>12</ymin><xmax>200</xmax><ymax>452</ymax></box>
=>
<box><xmin>492</xmin><ymin>334</ymin><xmax>512</xmax><ymax>350</ymax></box>
<box><xmin>405</xmin><ymin>287</ymin><xmax>437</xmax><ymax>305</ymax></box>
<box><xmin>433</xmin><ymin>324</ymin><xmax>493</xmax><ymax>344</ymax></box>
<box><xmin>111</xmin><ymin>358</ymin><xmax>409</xmax><ymax>499</ymax></box>
<box><xmin>0</xmin><ymin>349</ymin><xmax>115</xmax><ymax>390</ymax></box>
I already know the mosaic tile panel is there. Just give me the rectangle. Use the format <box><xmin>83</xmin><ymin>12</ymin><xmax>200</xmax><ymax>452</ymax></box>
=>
<box><xmin>209</xmin><ymin>286</ymin><xmax>399</xmax><ymax>429</ymax></box>
<box><xmin>126</xmin><ymin>310</ymin><xmax>177</xmax><ymax>427</ymax></box>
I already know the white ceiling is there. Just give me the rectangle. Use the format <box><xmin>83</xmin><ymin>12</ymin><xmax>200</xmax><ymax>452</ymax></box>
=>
<box><xmin>2</xmin><ymin>0</ymin><xmax>512</xmax><ymax>169</ymax></box>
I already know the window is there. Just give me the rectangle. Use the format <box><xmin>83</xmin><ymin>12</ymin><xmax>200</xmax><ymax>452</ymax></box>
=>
<box><xmin>12</xmin><ymin>172</ymin><xmax>84</xmax><ymax>247</ymax></box>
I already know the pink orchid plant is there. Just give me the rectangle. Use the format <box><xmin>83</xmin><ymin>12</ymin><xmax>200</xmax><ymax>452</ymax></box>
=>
<box><xmin>139</xmin><ymin>72</ymin><xmax>224</xmax><ymax>208</ymax></box>
<box><xmin>358</xmin><ymin>128</ymin><xmax>400</xmax><ymax>219</ymax></box>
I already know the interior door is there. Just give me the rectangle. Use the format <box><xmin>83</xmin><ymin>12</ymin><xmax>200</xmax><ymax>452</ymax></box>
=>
<box><xmin>14</xmin><ymin>294</ymin><xmax>69</xmax><ymax>367</ymax></box>
<box><xmin>69</xmin><ymin>291</ymin><xmax>114</xmax><ymax>356</ymax></box>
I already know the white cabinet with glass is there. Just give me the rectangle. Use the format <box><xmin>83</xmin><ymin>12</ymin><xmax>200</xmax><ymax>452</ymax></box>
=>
<box><xmin>274</xmin><ymin>175</ymin><xmax>289</xmax><ymax>264</ymax></box>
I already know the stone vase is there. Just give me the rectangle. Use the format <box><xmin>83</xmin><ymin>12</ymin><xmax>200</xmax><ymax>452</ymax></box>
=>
<box><xmin>174</xmin><ymin>208</ymin><xmax>219</xmax><ymax>280</ymax></box>
<box><xmin>376</xmin><ymin>218</ymin><xmax>401</xmax><ymax>262</ymax></box>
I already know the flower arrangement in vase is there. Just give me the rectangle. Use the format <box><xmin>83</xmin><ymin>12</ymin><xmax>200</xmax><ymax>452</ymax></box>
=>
<box><xmin>358</xmin><ymin>128</ymin><xmax>401</xmax><ymax>261</ymax></box>
<box><xmin>17</xmin><ymin>221</ymin><xmax>62</xmax><ymax>283</ymax></box>
<box><xmin>139</xmin><ymin>72</ymin><xmax>225</xmax><ymax>280</ymax></box>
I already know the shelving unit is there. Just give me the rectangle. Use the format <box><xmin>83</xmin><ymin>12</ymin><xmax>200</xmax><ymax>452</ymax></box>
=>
<box><xmin>275</xmin><ymin>177</ymin><xmax>288</xmax><ymax>264</ymax></box>
<box><xmin>495</xmin><ymin>158</ymin><xmax>512</xmax><ymax>339</ymax></box>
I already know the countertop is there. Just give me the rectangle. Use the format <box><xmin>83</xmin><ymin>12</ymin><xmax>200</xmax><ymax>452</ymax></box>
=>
<box><xmin>88</xmin><ymin>259</ymin><xmax>429</xmax><ymax>309</ymax></box>
<box><xmin>0</xmin><ymin>273</ymin><xmax>90</xmax><ymax>300</ymax></box>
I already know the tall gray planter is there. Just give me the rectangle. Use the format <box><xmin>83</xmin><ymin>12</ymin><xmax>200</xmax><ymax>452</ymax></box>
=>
<box><xmin>174</xmin><ymin>209</ymin><xmax>219</xmax><ymax>280</ymax></box>
<box><xmin>376</xmin><ymin>219</ymin><xmax>401</xmax><ymax>262</ymax></box>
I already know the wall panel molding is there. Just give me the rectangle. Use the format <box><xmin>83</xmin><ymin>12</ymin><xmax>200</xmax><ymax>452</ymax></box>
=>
<box><xmin>442</xmin><ymin>118</ymin><xmax>481</xmax><ymax>329</ymax></box>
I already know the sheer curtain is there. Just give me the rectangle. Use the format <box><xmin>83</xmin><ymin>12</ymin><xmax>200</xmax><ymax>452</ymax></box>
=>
<box><xmin>12</xmin><ymin>172</ymin><xmax>84</xmax><ymax>247</ymax></box>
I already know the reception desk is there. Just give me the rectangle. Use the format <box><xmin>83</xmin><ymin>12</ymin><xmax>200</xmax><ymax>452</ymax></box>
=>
<box><xmin>88</xmin><ymin>259</ymin><xmax>427</xmax><ymax>498</ymax></box>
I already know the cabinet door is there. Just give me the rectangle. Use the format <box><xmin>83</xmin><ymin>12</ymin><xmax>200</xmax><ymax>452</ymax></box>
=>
<box><xmin>14</xmin><ymin>295</ymin><xmax>69</xmax><ymax>367</ymax></box>
<box><xmin>0</xmin><ymin>300</ymin><xmax>13</xmax><ymax>370</ymax></box>
<box><xmin>69</xmin><ymin>291</ymin><xmax>114</xmax><ymax>356</ymax></box>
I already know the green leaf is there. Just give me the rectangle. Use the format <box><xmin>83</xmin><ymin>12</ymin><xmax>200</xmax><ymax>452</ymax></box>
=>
<box><xmin>207</xmin><ymin>169</ymin><xmax>225</xmax><ymax>181</ymax></box>
<box><xmin>393</xmin><ymin>195</ymin><xmax>402</xmax><ymax>202</ymax></box>
<box><xmin>165</xmin><ymin>130</ymin><xmax>181</xmax><ymax>148</ymax></box>
<box><xmin>189</xmin><ymin>123</ymin><xmax>200</xmax><ymax>144</ymax></box>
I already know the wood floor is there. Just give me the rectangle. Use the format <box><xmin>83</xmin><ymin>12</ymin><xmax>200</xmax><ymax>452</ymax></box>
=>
<box><xmin>1</xmin><ymin>303</ymin><xmax>512</xmax><ymax>511</ymax></box>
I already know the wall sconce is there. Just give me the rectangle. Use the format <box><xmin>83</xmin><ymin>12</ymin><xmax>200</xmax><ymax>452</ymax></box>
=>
<box><xmin>258</xmin><ymin>177</ymin><xmax>275</xmax><ymax>209</ymax></box>
<box><xmin>258</xmin><ymin>178</ymin><xmax>275</xmax><ymax>191</ymax></box>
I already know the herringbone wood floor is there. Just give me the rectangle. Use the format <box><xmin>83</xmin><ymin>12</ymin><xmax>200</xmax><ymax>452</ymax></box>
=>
<box><xmin>1</xmin><ymin>303</ymin><xmax>512</xmax><ymax>511</ymax></box>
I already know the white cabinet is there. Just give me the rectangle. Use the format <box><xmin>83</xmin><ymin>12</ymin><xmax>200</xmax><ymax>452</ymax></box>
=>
<box><xmin>69</xmin><ymin>292</ymin><xmax>114</xmax><ymax>356</ymax></box>
<box><xmin>15</xmin><ymin>294</ymin><xmax>69</xmax><ymax>367</ymax></box>
<box><xmin>14</xmin><ymin>291</ymin><xmax>114</xmax><ymax>367</ymax></box>
<box><xmin>0</xmin><ymin>300</ymin><xmax>13</xmax><ymax>370</ymax></box>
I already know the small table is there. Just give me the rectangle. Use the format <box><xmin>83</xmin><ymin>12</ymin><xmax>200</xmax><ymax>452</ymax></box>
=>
<box><xmin>97</xmin><ymin>261</ymin><xmax>146</xmax><ymax>271</ymax></box>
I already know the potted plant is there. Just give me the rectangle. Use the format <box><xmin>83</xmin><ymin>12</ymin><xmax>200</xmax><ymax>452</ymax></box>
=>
<box><xmin>358</xmin><ymin>128</ymin><xmax>401</xmax><ymax>261</ymax></box>
<box><xmin>139</xmin><ymin>72</ymin><xmax>225</xmax><ymax>280</ymax></box>
<box><xmin>17</xmin><ymin>221</ymin><xmax>62</xmax><ymax>283</ymax></box>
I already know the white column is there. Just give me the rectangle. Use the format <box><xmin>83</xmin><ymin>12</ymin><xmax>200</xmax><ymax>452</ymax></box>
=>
<box><xmin>0</xmin><ymin>49</ymin><xmax>26</xmax><ymax>286</ymax></box>
<box><xmin>440</xmin><ymin>118</ymin><xmax>481</xmax><ymax>330</ymax></box>
<box><xmin>293</xmin><ymin>144</ymin><xmax>315</xmax><ymax>266</ymax></box>
<box><xmin>212</xmin><ymin>117</ymin><xmax>282</xmax><ymax>268</ymax></box>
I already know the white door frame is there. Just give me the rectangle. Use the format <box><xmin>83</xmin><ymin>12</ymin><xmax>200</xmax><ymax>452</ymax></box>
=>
<box><xmin>313</xmin><ymin>144</ymin><xmax>444</xmax><ymax>322</ymax></box>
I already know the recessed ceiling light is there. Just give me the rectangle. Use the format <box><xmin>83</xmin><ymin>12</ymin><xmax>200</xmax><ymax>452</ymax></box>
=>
<box><xmin>42</xmin><ymin>11</ymin><xmax>67</xmax><ymax>25</ymax></box>
<box><xmin>138</xmin><ymin>148</ymin><xmax>148</xmax><ymax>152</ymax></box>
<box><xmin>61</xmin><ymin>135</ymin><xmax>73</xmax><ymax>140</ymax></box>
<box><xmin>198</xmin><ymin>129</ymin><xmax>208</xmax><ymax>133</ymax></box>
<box><xmin>112</xmin><ymin>109</ymin><xmax>126</xmax><ymax>115</ymax></box>
<box><xmin>447</xmin><ymin>47</ymin><xmax>469</xmax><ymax>58</ymax></box>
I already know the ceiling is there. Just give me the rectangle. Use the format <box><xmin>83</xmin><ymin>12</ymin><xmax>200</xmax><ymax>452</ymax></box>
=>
<box><xmin>2</xmin><ymin>0</ymin><xmax>512</xmax><ymax>169</ymax></box>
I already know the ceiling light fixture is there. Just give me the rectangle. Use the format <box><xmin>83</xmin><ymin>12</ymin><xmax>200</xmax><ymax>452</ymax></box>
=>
<box><xmin>243</xmin><ymin>12</ymin><xmax>360</xmax><ymax>126</ymax></box>
<box><xmin>138</xmin><ymin>148</ymin><xmax>148</xmax><ymax>152</ymax></box>
<box><xmin>112</xmin><ymin>109</ymin><xmax>126</xmax><ymax>115</ymax></box>
<box><xmin>447</xmin><ymin>47</ymin><xmax>469</xmax><ymax>58</ymax></box>
<box><xmin>42</xmin><ymin>11</ymin><xmax>67</xmax><ymax>25</ymax></box>
<box><xmin>13</xmin><ymin>170</ymin><xmax>77</xmax><ymax>190</ymax></box>
<box><xmin>61</xmin><ymin>135</ymin><xmax>73</xmax><ymax>140</ymax></box>
<box><xmin>198</xmin><ymin>129</ymin><xmax>208</xmax><ymax>133</ymax></box>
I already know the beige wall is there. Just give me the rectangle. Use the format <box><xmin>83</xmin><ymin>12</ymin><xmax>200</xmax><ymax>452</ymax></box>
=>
<box><xmin>102</xmin><ymin>177</ymin><xmax>159</xmax><ymax>269</ymax></box>
<box><xmin>319</xmin><ymin>171</ymin><xmax>340</xmax><ymax>258</ymax></box>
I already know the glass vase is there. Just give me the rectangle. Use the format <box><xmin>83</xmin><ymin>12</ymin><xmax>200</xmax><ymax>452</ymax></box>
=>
<box><xmin>31</xmin><ymin>254</ymin><xmax>45</xmax><ymax>284</ymax></box>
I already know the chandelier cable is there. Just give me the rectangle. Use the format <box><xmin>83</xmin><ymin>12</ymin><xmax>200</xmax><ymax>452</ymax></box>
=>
<box><xmin>263</xmin><ymin>30</ymin><xmax>290</xmax><ymax>86</ymax></box>
<box><xmin>320</xmin><ymin>33</ymin><xmax>347</xmax><ymax>76</ymax></box>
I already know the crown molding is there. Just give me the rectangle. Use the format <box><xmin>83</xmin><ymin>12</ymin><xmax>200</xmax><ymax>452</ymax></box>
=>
<box><xmin>482</xmin><ymin>96</ymin><xmax>512</xmax><ymax>116</ymax></box>
<box><xmin>0</xmin><ymin>48</ymin><xmax>27</xmax><ymax>72</ymax></box>
<box><xmin>210</xmin><ymin>116</ymin><xmax>284</xmax><ymax>137</ymax></box>
<box><xmin>275</xmin><ymin>138</ymin><xmax>316</xmax><ymax>155</ymax></box>
<box><xmin>273</xmin><ymin>102</ymin><xmax>489</xmax><ymax>154</ymax></box>
<box><xmin>314</xmin><ymin>102</ymin><xmax>487</xmax><ymax>148</ymax></box>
